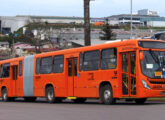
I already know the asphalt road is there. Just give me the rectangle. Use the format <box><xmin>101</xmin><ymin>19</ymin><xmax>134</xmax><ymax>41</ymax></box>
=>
<box><xmin>0</xmin><ymin>98</ymin><xmax>165</xmax><ymax>120</ymax></box>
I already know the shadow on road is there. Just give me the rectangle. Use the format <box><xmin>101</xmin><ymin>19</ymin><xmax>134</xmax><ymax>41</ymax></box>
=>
<box><xmin>0</xmin><ymin>98</ymin><xmax>165</xmax><ymax>106</ymax></box>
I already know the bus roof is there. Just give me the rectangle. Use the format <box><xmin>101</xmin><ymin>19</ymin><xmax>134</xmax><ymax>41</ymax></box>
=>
<box><xmin>35</xmin><ymin>39</ymin><xmax>165</xmax><ymax>56</ymax></box>
<box><xmin>0</xmin><ymin>39</ymin><xmax>165</xmax><ymax>63</ymax></box>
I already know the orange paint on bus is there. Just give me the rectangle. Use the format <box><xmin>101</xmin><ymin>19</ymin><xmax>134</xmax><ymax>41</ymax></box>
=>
<box><xmin>0</xmin><ymin>39</ymin><xmax>165</xmax><ymax>104</ymax></box>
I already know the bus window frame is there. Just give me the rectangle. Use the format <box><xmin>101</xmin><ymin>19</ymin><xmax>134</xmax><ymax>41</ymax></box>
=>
<box><xmin>53</xmin><ymin>55</ymin><xmax>64</xmax><ymax>74</ymax></box>
<box><xmin>83</xmin><ymin>50</ymin><xmax>100</xmax><ymax>71</ymax></box>
<box><xmin>36</xmin><ymin>58</ymin><xmax>40</xmax><ymax>75</ymax></box>
<box><xmin>19</xmin><ymin>61</ymin><xmax>23</xmax><ymax>76</ymax></box>
<box><xmin>0</xmin><ymin>63</ymin><xmax>10</xmax><ymax>78</ymax></box>
<box><xmin>79</xmin><ymin>52</ymin><xmax>83</xmax><ymax>72</ymax></box>
<box><xmin>40</xmin><ymin>56</ymin><xmax>53</xmax><ymax>74</ymax></box>
<box><xmin>101</xmin><ymin>48</ymin><xmax>117</xmax><ymax>70</ymax></box>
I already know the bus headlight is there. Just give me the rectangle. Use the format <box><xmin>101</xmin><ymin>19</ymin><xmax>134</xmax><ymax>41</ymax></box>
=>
<box><xmin>141</xmin><ymin>80</ymin><xmax>151</xmax><ymax>89</ymax></box>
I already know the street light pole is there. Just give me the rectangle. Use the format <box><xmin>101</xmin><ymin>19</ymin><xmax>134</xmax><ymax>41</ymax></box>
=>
<box><xmin>84</xmin><ymin>0</ymin><xmax>91</xmax><ymax>46</ymax></box>
<box><xmin>130</xmin><ymin>0</ymin><xmax>133</xmax><ymax>39</ymax></box>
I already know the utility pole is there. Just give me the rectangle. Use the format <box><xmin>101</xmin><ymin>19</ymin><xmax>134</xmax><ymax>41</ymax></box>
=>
<box><xmin>130</xmin><ymin>0</ymin><xmax>133</xmax><ymax>39</ymax></box>
<box><xmin>84</xmin><ymin>0</ymin><xmax>91</xmax><ymax>46</ymax></box>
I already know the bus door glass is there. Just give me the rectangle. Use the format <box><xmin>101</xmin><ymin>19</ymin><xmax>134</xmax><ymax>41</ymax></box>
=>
<box><xmin>12</xmin><ymin>65</ymin><xmax>18</xmax><ymax>96</ymax></box>
<box><xmin>121</xmin><ymin>52</ymin><xmax>136</xmax><ymax>97</ymax></box>
<box><xmin>67</xmin><ymin>58</ymin><xmax>78</xmax><ymax>96</ymax></box>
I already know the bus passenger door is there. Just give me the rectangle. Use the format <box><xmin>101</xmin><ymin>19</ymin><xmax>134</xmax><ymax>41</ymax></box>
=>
<box><xmin>121</xmin><ymin>52</ymin><xmax>136</xmax><ymax>97</ymax></box>
<box><xmin>12</xmin><ymin>65</ymin><xmax>18</xmax><ymax>96</ymax></box>
<box><xmin>67</xmin><ymin>58</ymin><xmax>78</xmax><ymax>97</ymax></box>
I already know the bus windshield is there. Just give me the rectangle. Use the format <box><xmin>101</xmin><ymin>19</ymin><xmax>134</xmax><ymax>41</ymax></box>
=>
<box><xmin>141</xmin><ymin>50</ymin><xmax>165</xmax><ymax>79</ymax></box>
<box><xmin>138</xmin><ymin>41</ymin><xmax>165</xmax><ymax>49</ymax></box>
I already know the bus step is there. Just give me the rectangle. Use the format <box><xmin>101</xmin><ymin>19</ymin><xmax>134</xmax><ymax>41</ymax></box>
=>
<box><xmin>67</xmin><ymin>97</ymin><xmax>77</xmax><ymax>100</ymax></box>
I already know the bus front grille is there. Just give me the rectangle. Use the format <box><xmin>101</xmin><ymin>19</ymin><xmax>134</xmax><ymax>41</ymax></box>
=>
<box><xmin>150</xmin><ymin>81</ymin><xmax>165</xmax><ymax>84</ymax></box>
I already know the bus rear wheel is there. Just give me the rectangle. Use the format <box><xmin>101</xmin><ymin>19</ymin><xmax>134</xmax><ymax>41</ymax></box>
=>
<box><xmin>100</xmin><ymin>85</ymin><xmax>114</xmax><ymax>105</ymax></box>
<box><xmin>46</xmin><ymin>86</ymin><xmax>56</xmax><ymax>103</ymax></box>
<box><xmin>135</xmin><ymin>98</ymin><xmax>147</xmax><ymax>104</ymax></box>
<box><xmin>2</xmin><ymin>88</ymin><xmax>9</xmax><ymax>102</ymax></box>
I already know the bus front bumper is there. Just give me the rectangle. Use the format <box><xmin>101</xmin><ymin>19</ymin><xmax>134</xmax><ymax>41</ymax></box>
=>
<box><xmin>139</xmin><ymin>89</ymin><xmax>165</xmax><ymax>98</ymax></box>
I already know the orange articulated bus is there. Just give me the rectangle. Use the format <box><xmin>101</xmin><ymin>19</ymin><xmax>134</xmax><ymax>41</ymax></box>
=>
<box><xmin>1</xmin><ymin>39</ymin><xmax>165</xmax><ymax>104</ymax></box>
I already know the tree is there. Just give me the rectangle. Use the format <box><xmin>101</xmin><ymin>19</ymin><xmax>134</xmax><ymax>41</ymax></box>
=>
<box><xmin>16</xmin><ymin>19</ymin><xmax>56</xmax><ymax>53</ymax></box>
<box><xmin>100</xmin><ymin>19</ymin><xmax>116</xmax><ymax>40</ymax></box>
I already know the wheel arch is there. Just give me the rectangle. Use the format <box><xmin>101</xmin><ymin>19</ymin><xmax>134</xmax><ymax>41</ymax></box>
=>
<box><xmin>1</xmin><ymin>86</ymin><xmax>7</xmax><ymax>93</ymax></box>
<box><xmin>99</xmin><ymin>81</ymin><xmax>112</xmax><ymax>97</ymax></box>
<box><xmin>45</xmin><ymin>84</ymin><xmax>54</xmax><ymax>94</ymax></box>
<box><xmin>1</xmin><ymin>86</ymin><xmax>7</xmax><ymax>97</ymax></box>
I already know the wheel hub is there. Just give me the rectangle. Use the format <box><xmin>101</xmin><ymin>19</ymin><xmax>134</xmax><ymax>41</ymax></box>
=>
<box><xmin>3</xmin><ymin>93</ymin><xmax>7</xmax><ymax>100</ymax></box>
<box><xmin>104</xmin><ymin>90</ymin><xmax>111</xmax><ymax>101</ymax></box>
<box><xmin>48</xmin><ymin>91</ymin><xmax>53</xmax><ymax>100</ymax></box>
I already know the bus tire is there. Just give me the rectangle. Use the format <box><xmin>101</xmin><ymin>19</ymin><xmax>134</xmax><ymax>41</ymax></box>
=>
<box><xmin>46</xmin><ymin>86</ymin><xmax>55</xmax><ymax>103</ymax></box>
<box><xmin>135</xmin><ymin>98</ymin><xmax>147</xmax><ymax>104</ymax></box>
<box><xmin>73</xmin><ymin>98</ymin><xmax>87</xmax><ymax>103</ymax></box>
<box><xmin>2</xmin><ymin>88</ymin><xmax>9</xmax><ymax>102</ymax></box>
<box><xmin>100</xmin><ymin>85</ymin><xmax>114</xmax><ymax>105</ymax></box>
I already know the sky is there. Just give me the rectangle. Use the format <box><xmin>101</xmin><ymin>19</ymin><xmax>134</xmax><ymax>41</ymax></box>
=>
<box><xmin>0</xmin><ymin>0</ymin><xmax>165</xmax><ymax>17</ymax></box>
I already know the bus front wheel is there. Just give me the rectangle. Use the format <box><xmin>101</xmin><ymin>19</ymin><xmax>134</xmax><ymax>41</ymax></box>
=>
<box><xmin>46</xmin><ymin>86</ymin><xmax>55</xmax><ymax>103</ymax></box>
<box><xmin>100</xmin><ymin>85</ymin><xmax>114</xmax><ymax>105</ymax></box>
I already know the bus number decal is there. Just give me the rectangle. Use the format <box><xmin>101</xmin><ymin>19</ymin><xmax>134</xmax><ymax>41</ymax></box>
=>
<box><xmin>88</xmin><ymin>73</ymin><xmax>94</xmax><ymax>80</ymax></box>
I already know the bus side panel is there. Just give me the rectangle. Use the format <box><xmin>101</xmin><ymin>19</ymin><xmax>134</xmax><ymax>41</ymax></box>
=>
<box><xmin>0</xmin><ymin>78</ymin><xmax>10</xmax><ymax>97</ymax></box>
<box><xmin>99</xmin><ymin>70</ymin><xmax>119</xmax><ymax>98</ymax></box>
<box><xmin>74</xmin><ymin>71</ymin><xmax>101</xmax><ymax>98</ymax></box>
<box><xmin>2</xmin><ymin>68</ymin><xmax>14</xmax><ymax>97</ymax></box>
<box><xmin>33</xmin><ymin>57</ymin><xmax>67</xmax><ymax>97</ymax></box>
<box><xmin>23</xmin><ymin>55</ymin><xmax>34</xmax><ymax>97</ymax></box>
<box><xmin>16</xmin><ymin>75</ymin><xmax>24</xmax><ymax>97</ymax></box>
<box><xmin>53</xmin><ymin>74</ymin><xmax>66</xmax><ymax>97</ymax></box>
<box><xmin>33</xmin><ymin>74</ymin><xmax>67</xmax><ymax>97</ymax></box>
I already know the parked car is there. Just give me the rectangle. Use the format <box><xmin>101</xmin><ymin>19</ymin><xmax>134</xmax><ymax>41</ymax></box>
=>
<box><xmin>151</xmin><ymin>31</ymin><xmax>165</xmax><ymax>40</ymax></box>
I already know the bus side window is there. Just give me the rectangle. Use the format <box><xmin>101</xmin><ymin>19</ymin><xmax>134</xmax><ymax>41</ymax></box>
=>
<box><xmin>74</xmin><ymin>59</ymin><xmax>77</xmax><ymax>76</ymax></box>
<box><xmin>36</xmin><ymin>58</ymin><xmax>40</xmax><ymax>74</ymax></box>
<box><xmin>2</xmin><ymin>63</ymin><xmax>10</xmax><ymax>78</ymax></box>
<box><xmin>68</xmin><ymin>59</ymin><xmax>73</xmax><ymax>76</ymax></box>
<box><xmin>101</xmin><ymin>48</ymin><xmax>117</xmax><ymax>70</ymax></box>
<box><xmin>54</xmin><ymin>55</ymin><xmax>64</xmax><ymax>73</ymax></box>
<box><xmin>79</xmin><ymin>52</ymin><xmax>83</xmax><ymax>72</ymax></box>
<box><xmin>19</xmin><ymin>61</ymin><xmax>22</xmax><ymax>76</ymax></box>
<box><xmin>40</xmin><ymin>57</ymin><xmax>53</xmax><ymax>74</ymax></box>
<box><xmin>83</xmin><ymin>50</ymin><xmax>100</xmax><ymax>71</ymax></box>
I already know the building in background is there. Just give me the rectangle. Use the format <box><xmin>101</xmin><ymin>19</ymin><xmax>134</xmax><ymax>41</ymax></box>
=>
<box><xmin>107</xmin><ymin>9</ymin><xmax>165</xmax><ymax>27</ymax></box>
<box><xmin>0</xmin><ymin>16</ymin><xmax>30</xmax><ymax>34</ymax></box>
<box><xmin>141</xmin><ymin>17</ymin><xmax>165</xmax><ymax>27</ymax></box>
<box><xmin>0</xmin><ymin>9</ymin><xmax>165</xmax><ymax>35</ymax></box>
<box><xmin>138</xmin><ymin>9</ymin><xmax>158</xmax><ymax>16</ymax></box>
<box><xmin>0</xmin><ymin>16</ymin><xmax>105</xmax><ymax>34</ymax></box>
